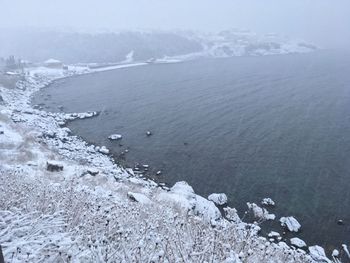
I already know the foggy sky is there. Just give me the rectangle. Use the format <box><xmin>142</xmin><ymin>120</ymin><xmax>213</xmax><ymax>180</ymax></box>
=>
<box><xmin>1</xmin><ymin>0</ymin><xmax>350</xmax><ymax>48</ymax></box>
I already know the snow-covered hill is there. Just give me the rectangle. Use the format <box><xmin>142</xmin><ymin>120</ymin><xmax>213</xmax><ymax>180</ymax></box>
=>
<box><xmin>0</xmin><ymin>28</ymin><xmax>317</xmax><ymax>64</ymax></box>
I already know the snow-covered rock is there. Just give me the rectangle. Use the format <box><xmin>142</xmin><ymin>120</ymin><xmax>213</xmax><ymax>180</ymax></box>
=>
<box><xmin>290</xmin><ymin>237</ymin><xmax>306</xmax><ymax>248</ymax></box>
<box><xmin>332</xmin><ymin>249</ymin><xmax>339</xmax><ymax>257</ymax></box>
<box><xmin>280</xmin><ymin>216</ymin><xmax>301</xmax><ymax>232</ymax></box>
<box><xmin>108</xmin><ymin>134</ymin><xmax>122</xmax><ymax>140</ymax></box>
<box><xmin>309</xmin><ymin>245</ymin><xmax>331</xmax><ymax>262</ymax></box>
<box><xmin>261</xmin><ymin>197</ymin><xmax>275</xmax><ymax>206</ymax></box>
<box><xmin>98</xmin><ymin>146</ymin><xmax>110</xmax><ymax>154</ymax></box>
<box><xmin>208</xmin><ymin>193</ymin><xmax>228</xmax><ymax>205</ymax></box>
<box><xmin>343</xmin><ymin>244</ymin><xmax>350</xmax><ymax>259</ymax></box>
<box><xmin>157</xmin><ymin>181</ymin><xmax>221</xmax><ymax>222</ymax></box>
<box><xmin>247</xmin><ymin>202</ymin><xmax>275</xmax><ymax>220</ymax></box>
<box><xmin>268</xmin><ymin>231</ymin><xmax>280</xmax><ymax>238</ymax></box>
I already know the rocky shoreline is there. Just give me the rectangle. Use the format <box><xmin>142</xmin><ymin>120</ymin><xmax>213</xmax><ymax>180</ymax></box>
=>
<box><xmin>0</xmin><ymin>64</ymin><xmax>340</xmax><ymax>262</ymax></box>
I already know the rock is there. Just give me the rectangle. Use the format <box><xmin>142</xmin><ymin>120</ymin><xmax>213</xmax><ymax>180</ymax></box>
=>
<box><xmin>261</xmin><ymin>198</ymin><xmax>275</xmax><ymax>206</ymax></box>
<box><xmin>156</xmin><ymin>170</ymin><xmax>162</xmax><ymax>175</ymax></box>
<box><xmin>99</xmin><ymin>146</ymin><xmax>109</xmax><ymax>154</ymax></box>
<box><xmin>108</xmin><ymin>134</ymin><xmax>122</xmax><ymax>140</ymax></box>
<box><xmin>280</xmin><ymin>216</ymin><xmax>301</xmax><ymax>232</ymax></box>
<box><xmin>290</xmin><ymin>237</ymin><xmax>306</xmax><ymax>248</ymax></box>
<box><xmin>208</xmin><ymin>193</ymin><xmax>228</xmax><ymax>205</ymax></box>
<box><xmin>142</xmin><ymin>164</ymin><xmax>149</xmax><ymax>168</ymax></box>
<box><xmin>146</xmin><ymin>131</ymin><xmax>152</xmax><ymax>136</ymax></box>
<box><xmin>46</xmin><ymin>161</ymin><xmax>64</xmax><ymax>172</ymax></box>
<box><xmin>309</xmin><ymin>245</ymin><xmax>331</xmax><ymax>262</ymax></box>
<box><xmin>337</xmin><ymin>219</ymin><xmax>344</xmax><ymax>225</ymax></box>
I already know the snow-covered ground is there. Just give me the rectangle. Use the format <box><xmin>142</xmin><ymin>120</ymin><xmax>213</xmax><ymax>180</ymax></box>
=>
<box><xmin>0</xmin><ymin>65</ymin><xmax>345</xmax><ymax>262</ymax></box>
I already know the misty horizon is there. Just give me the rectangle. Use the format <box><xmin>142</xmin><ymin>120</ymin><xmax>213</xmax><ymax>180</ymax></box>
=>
<box><xmin>1</xmin><ymin>0</ymin><xmax>350</xmax><ymax>49</ymax></box>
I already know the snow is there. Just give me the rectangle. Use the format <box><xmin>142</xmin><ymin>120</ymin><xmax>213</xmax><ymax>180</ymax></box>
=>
<box><xmin>208</xmin><ymin>193</ymin><xmax>228</xmax><ymax>205</ymax></box>
<box><xmin>290</xmin><ymin>237</ymin><xmax>307</xmax><ymax>248</ymax></box>
<box><xmin>280</xmin><ymin>216</ymin><xmax>301</xmax><ymax>232</ymax></box>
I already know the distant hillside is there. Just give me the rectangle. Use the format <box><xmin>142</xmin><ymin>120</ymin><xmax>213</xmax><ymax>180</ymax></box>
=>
<box><xmin>0</xmin><ymin>28</ymin><xmax>317</xmax><ymax>64</ymax></box>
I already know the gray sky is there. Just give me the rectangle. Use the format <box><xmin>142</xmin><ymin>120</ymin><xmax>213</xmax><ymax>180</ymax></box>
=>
<box><xmin>1</xmin><ymin>0</ymin><xmax>350</xmax><ymax>48</ymax></box>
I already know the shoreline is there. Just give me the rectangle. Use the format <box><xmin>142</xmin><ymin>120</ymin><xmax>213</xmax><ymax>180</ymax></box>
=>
<box><xmin>0</xmin><ymin>63</ymin><xmax>338</xmax><ymax>262</ymax></box>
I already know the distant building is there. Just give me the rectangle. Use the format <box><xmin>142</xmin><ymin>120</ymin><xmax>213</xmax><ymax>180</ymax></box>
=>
<box><xmin>44</xmin><ymin>59</ymin><xmax>63</xmax><ymax>69</ymax></box>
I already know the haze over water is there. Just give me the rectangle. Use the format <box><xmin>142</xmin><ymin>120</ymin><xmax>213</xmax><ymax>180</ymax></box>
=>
<box><xmin>33</xmin><ymin>50</ymin><xmax>350</xmax><ymax>250</ymax></box>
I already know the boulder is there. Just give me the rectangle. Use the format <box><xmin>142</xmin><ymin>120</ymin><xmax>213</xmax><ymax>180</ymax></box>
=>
<box><xmin>290</xmin><ymin>237</ymin><xmax>306</xmax><ymax>248</ymax></box>
<box><xmin>280</xmin><ymin>216</ymin><xmax>301</xmax><ymax>232</ymax></box>
<box><xmin>309</xmin><ymin>245</ymin><xmax>331</xmax><ymax>263</ymax></box>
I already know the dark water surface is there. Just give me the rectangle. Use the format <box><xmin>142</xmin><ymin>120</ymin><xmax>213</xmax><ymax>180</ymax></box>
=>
<box><xmin>33</xmin><ymin>51</ymin><xmax>350</xmax><ymax>252</ymax></box>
